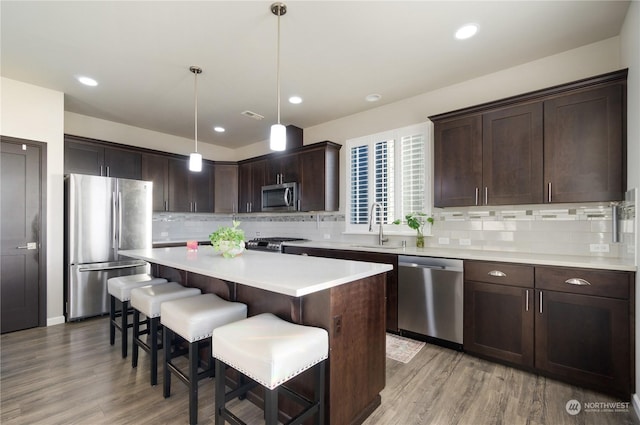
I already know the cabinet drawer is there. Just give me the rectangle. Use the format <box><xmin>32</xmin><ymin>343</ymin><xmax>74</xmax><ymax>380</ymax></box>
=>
<box><xmin>464</xmin><ymin>261</ymin><xmax>533</xmax><ymax>288</ymax></box>
<box><xmin>535</xmin><ymin>266</ymin><xmax>631</xmax><ymax>299</ymax></box>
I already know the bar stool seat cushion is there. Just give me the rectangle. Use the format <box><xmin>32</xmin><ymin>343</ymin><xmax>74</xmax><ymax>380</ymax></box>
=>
<box><xmin>131</xmin><ymin>282</ymin><xmax>200</xmax><ymax>318</ymax></box>
<box><xmin>161</xmin><ymin>293</ymin><xmax>247</xmax><ymax>342</ymax></box>
<box><xmin>212</xmin><ymin>313</ymin><xmax>329</xmax><ymax>390</ymax></box>
<box><xmin>108</xmin><ymin>274</ymin><xmax>167</xmax><ymax>302</ymax></box>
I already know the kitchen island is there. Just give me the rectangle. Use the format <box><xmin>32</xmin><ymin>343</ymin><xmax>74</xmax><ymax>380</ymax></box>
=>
<box><xmin>120</xmin><ymin>246</ymin><xmax>392</xmax><ymax>425</ymax></box>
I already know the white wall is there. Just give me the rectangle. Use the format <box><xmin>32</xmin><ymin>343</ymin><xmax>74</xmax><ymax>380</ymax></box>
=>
<box><xmin>620</xmin><ymin>0</ymin><xmax>640</xmax><ymax>413</ymax></box>
<box><xmin>0</xmin><ymin>77</ymin><xmax>65</xmax><ymax>325</ymax></box>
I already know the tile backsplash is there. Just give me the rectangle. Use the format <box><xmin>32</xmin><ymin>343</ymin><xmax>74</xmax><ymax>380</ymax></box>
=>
<box><xmin>153</xmin><ymin>190</ymin><xmax>636</xmax><ymax>260</ymax></box>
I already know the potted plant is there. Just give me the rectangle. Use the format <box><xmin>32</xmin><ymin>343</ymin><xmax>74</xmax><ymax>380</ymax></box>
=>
<box><xmin>393</xmin><ymin>213</ymin><xmax>433</xmax><ymax>248</ymax></box>
<box><xmin>209</xmin><ymin>220</ymin><xmax>246</xmax><ymax>258</ymax></box>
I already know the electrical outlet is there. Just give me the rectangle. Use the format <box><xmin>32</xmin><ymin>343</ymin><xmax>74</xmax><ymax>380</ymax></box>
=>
<box><xmin>333</xmin><ymin>315</ymin><xmax>342</xmax><ymax>335</ymax></box>
<box><xmin>324</xmin><ymin>233</ymin><xmax>331</xmax><ymax>239</ymax></box>
<box><xmin>589</xmin><ymin>243</ymin><xmax>610</xmax><ymax>253</ymax></box>
<box><xmin>255</xmin><ymin>231</ymin><xmax>261</xmax><ymax>237</ymax></box>
<box><xmin>160</xmin><ymin>231</ymin><xmax>169</xmax><ymax>237</ymax></box>
<box><xmin>459</xmin><ymin>238</ymin><xmax>471</xmax><ymax>246</ymax></box>
<box><xmin>438</xmin><ymin>237</ymin><xmax>450</xmax><ymax>245</ymax></box>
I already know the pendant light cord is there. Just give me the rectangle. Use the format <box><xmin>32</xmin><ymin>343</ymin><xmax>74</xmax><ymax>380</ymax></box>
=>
<box><xmin>276</xmin><ymin>6</ymin><xmax>281</xmax><ymax>125</ymax></box>
<box><xmin>194</xmin><ymin>70</ymin><xmax>198</xmax><ymax>153</ymax></box>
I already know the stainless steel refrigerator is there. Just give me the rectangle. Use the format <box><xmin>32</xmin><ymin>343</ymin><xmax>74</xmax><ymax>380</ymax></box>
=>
<box><xmin>64</xmin><ymin>174</ymin><xmax>153</xmax><ymax>321</ymax></box>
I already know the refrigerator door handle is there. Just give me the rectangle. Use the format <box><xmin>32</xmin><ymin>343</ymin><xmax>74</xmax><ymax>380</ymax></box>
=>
<box><xmin>78</xmin><ymin>261</ymin><xmax>147</xmax><ymax>272</ymax></box>
<box><xmin>118</xmin><ymin>191</ymin><xmax>123</xmax><ymax>249</ymax></box>
<box><xmin>112</xmin><ymin>191</ymin><xmax>117</xmax><ymax>250</ymax></box>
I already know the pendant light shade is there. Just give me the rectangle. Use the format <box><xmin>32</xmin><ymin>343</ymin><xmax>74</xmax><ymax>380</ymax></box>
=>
<box><xmin>270</xmin><ymin>3</ymin><xmax>287</xmax><ymax>151</ymax></box>
<box><xmin>189</xmin><ymin>66</ymin><xmax>203</xmax><ymax>172</ymax></box>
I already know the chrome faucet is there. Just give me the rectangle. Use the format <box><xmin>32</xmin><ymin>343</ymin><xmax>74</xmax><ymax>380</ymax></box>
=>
<box><xmin>368</xmin><ymin>202</ymin><xmax>389</xmax><ymax>245</ymax></box>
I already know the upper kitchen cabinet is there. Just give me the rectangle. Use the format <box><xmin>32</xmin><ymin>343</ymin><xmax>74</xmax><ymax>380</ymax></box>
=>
<box><xmin>168</xmin><ymin>158</ymin><xmax>214</xmax><ymax>213</ymax></box>
<box><xmin>64</xmin><ymin>135</ymin><xmax>142</xmax><ymax>179</ymax></box>
<box><xmin>265</xmin><ymin>152</ymin><xmax>299</xmax><ymax>186</ymax></box>
<box><xmin>213</xmin><ymin>163</ymin><xmax>238</xmax><ymax>213</ymax></box>
<box><xmin>431</xmin><ymin>69</ymin><xmax>627</xmax><ymax>207</ymax></box>
<box><xmin>238</xmin><ymin>159</ymin><xmax>266</xmax><ymax>213</ymax></box>
<box><xmin>298</xmin><ymin>141</ymin><xmax>341</xmax><ymax>212</ymax></box>
<box><xmin>141</xmin><ymin>152</ymin><xmax>170</xmax><ymax>211</ymax></box>
<box><xmin>544</xmin><ymin>83</ymin><xmax>625</xmax><ymax>203</ymax></box>
<box><xmin>433</xmin><ymin>115</ymin><xmax>482</xmax><ymax>207</ymax></box>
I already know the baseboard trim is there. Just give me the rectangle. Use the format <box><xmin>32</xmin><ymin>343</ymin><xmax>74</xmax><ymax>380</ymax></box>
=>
<box><xmin>47</xmin><ymin>316</ymin><xmax>65</xmax><ymax>326</ymax></box>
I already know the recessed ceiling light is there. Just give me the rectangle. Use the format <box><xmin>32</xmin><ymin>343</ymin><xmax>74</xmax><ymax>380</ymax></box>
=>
<box><xmin>214</xmin><ymin>126</ymin><xmax>225</xmax><ymax>133</ymax></box>
<box><xmin>455</xmin><ymin>24</ymin><xmax>478</xmax><ymax>40</ymax></box>
<box><xmin>365</xmin><ymin>93</ymin><xmax>381</xmax><ymax>102</ymax></box>
<box><xmin>288</xmin><ymin>96</ymin><xmax>303</xmax><ymax>104</ymax></box>
<box><xmin>77</xmin><ymin>75</ymin><xmax>98</xmax><ymax>86</ymax></box>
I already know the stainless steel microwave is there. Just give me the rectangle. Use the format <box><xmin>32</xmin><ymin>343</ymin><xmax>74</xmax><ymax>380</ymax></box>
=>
<box><xmin>261</xmin><ymin>182</ymin><xmax>298</xmax><ymax>211</ymax></box>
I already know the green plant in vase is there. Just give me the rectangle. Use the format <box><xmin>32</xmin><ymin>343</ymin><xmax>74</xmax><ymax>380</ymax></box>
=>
<box><xmin>393</xmin><ymin>213</ymin><xmax>433</xmax><ymax>248</ymax></box>
<box><xmin>209</xmin><ymin>220</ymin><xmax>245</xmax><ymax>258</ymax></box>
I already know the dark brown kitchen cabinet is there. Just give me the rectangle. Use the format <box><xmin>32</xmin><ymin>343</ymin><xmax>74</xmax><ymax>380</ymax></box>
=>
<box><xmin>238</xmin><ymin>159</ymin><xmax>265</xmax><ymax>213</ymax></box>
<box><xmin>534</xmin><ymin>266</ymin><xmax>632</xmax><ymax>398</ymax></box>
<box><xmin>282</xmin><ymin>245</ymin><xmax>398</xmax><ymax>332</ymax></box>
<box><xmin>463</xmin><ymin>261</ymin><xmax>534</xmax><ymax>367</ymax></box>
<box><xmin>168</xmin><ymin>158</ymin><xmax>214</xmax><ymax>213</ymax></box>
<box><xmin>464</xmin><ymin>259</ymin><xmax>634</xmax><ymax>399</ymax></box>
<box><xmin>213</xmin><ymin>163</ymin><xmax>238</xmax><ymax>213</ymax></box>
<box><xmin>298</xmin><ymin>142</ymin><xmax>340</xmax><ymax>212</ymax></box>
<box><xmin>141</xmin><ymin>153</ymin><xmax>169</xmax><ymax>211</ymax></box>
<box><xmin>544</xmin><ymin>83</ymin><xmax>624</xmax><ymax>203</ymax></box>
<box><xmin>433</xmin><ymin>115</ymin><xmax>482</xmax><ymax>207</ymax></box>
<box><xmin>482</xmin><ymin>102</ymin><xmax>543</xmax><ymax>205</ymax></box>
<box><xmin>431</xmin><ymin>69</ymin><xmax>627</xmax><ymax>207</ymax></box>
<box><xmin>65</xmin><ymin>136</ymin><xmax>141</xmax><ymax>179</ymax></box>
<box><xmin>265</xmin><ymin>152</ymin><xmax>299</xmax><ymax>185</ymax></box>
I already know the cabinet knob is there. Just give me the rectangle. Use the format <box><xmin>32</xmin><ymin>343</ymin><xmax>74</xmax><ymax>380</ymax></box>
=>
<box><xmin>565</xmin><ymin>278</ymin><xmax>591</xmax><ymax>286</ymax></box>
<box><xmin>488</xmin><ymin>270</ymin><xmax>506</xmax><ymax>277</ymax></box>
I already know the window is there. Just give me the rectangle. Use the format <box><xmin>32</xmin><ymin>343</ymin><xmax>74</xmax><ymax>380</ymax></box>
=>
<box><xmin>345</xmin><ymin>122</ymin><xmax>432</xmax><ymax>234</ymax></box>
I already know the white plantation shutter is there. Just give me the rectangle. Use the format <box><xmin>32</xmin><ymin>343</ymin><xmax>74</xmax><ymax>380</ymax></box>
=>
<box><xmin>346</xmin><ymin>122</ymin><xmax>431</xmax><ymax>233</ymax></box>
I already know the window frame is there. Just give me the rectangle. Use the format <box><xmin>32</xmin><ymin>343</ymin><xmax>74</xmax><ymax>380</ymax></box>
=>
<box><xmin>344</xmin><ymin>122</ymin><xmax>433</xmax><ymax>235</ymax></box>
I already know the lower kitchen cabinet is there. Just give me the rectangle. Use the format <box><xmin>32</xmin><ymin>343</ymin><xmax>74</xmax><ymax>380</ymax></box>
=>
<box><xmin>283</xmin><ymin>245</ymin><xmax>399</xmax><ymax>332</ymax></box>
<box><xmin>464</xmin><ymin>260</ymin><xmax>634</xmax><ymax>398</ymax></box>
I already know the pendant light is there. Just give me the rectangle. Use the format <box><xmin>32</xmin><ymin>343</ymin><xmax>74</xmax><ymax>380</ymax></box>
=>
<box><xmin>189</xmin><ymin>66</ymin><xmax>203</xmax><ymax>172</ymax></box>
<box><xmin>270</xmin><ymin>2</ymin><xmax>287</xmax><ymax>151</ymax></box>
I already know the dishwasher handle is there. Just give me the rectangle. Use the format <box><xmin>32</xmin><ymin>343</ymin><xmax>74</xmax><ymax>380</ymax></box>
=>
<box><xmin>398</xmin><ymin>262</ymin><xmax>444</xmax><ymax>269</ymax></box>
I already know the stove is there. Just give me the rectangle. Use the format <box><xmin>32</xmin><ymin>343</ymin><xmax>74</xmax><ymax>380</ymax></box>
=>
<box><xmin>245</xmin><ymin>237</ymin><xmax>307</xmax><ymax>252</ymax></box>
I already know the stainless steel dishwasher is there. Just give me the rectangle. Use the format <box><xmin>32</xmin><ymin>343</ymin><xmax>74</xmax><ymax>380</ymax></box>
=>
<box><xmin>398</xmin><ymin>256</ymin><xmax>463</xmax><ymax>349</ymax></box>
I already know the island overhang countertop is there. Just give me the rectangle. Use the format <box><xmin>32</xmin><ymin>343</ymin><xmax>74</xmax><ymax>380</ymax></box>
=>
<box><xmin>119</xmin><ymin>246</ymin><xmax>393</xmax><ymax>297</ymax></box>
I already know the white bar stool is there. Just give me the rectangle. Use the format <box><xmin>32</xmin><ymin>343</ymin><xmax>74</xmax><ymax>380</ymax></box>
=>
<box><xmin>130</xmin><ymin>282</ymin><xmax>201</xmax><ymax>386</ymax></box>
<box><xmin>212</xmin><ymin>313</ymin><xmax>328</xmax><ymax>425</ymax></box>
<box><xmin>107</xmin><ymin>274</ymin><xmax>167</xmax><ymax>358</ymax></box>
<box><xmin>161</xmin><ymin>293</ymin><xmax>247</xmax><ymax>425</ymax></box>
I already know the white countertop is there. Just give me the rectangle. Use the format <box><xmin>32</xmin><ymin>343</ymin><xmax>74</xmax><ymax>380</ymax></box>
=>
<box><xmin>283</xmin><ymin>241</ymin><xmax>637</xmax><ymax>272</ymax></box>
<box><xmin>119</xmin><ymin>247</ymin><xmax>393</xmax><ymax>297</ymax></box>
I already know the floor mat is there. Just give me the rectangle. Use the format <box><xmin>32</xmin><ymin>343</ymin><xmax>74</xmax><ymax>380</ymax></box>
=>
<box><xmin>386</xmin><ymin>333</ymin><xmax>425</xmax><ymax>363</ymax></box>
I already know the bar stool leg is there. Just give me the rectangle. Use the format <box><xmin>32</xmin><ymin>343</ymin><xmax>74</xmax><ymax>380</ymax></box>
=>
<box><xmin>121</xmin><ymin>300</ymin><xmax>129</xmax><ymax>359</ymax></box>
<box><xmin>264</xmin><ymin>387</ymin><xmax>278</xmax><ymax>425</ymax></box>
<box><xmin>109</xmin><ymin>295</ymin><xmax>116</xmax><ymax>346</ymax></box>
<box><xmin>163</xmin><ymin>326</ymin><xmax>172</xmax><ymax>398</ymax></box>
<box><xmin>150</xmin><ymin>317</ymin><xmax>159</xmax><ymax>386</ymax></box>
<box><xmin>189</xmin><ymin>341</ymin><xmax>199</xmax><ymax>425</ymax></box>
<box><xmin>131</xmin><ymin>309</ymin><xmax>140</xmax><ymax>368</ymax></box>
<box><xmin>315</xmin><ymin>361</ymin><xmax>325</xmax><ymax>425</ymax></box>
<box><xmin>214</xmin><ymin>359</ymin><xmax>225</xmax><ymax>425</ymax></box>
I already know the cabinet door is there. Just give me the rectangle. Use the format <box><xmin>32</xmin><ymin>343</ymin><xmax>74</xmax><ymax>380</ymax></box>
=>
<box><xmin>104</xmin><ymin>147</ymin><xmax>141</xmax><ymax>179</ymax></box>
<box><xmin>544</xmin><ymin>84</ymin><xmax>624</xmax><ymax>203</ymax></box>
<box><xmin>214</xmin><ymin>163</ymin><xmax>238</xmax><ymax>213</ymax></box>
<box><xmin>434</xmin><ymin>115</ymin><xmax>482</xmax><ymax>207</ymax></box>
<box><xmin>189</xmin><ymin>162</ymin><xmax>214</xmax><ymax>213</ymax></box>
<box><xmin>167</xmin><ymin>158</ymin><xmax>191</xmax><ymax>212</ymax></box>
<box><xmin>299</xmin><ymin>144</ymin><xmax>340</xmax><ymax>212</ymax></box>
<box><xmin>266</xmin><ymin>153</ymin><xmax>299</xmax><ymax>185</ymax></box>
<box><xmin>141</xmin><ymin>153</ymin><xmax>169</xmax><ymax>211</ymax></box>
<box><xmin>464</xmin><ymin>281</ymin><xmax>534</xmax><ymax>367</ymax></box>
<box><xmin>250</xmin><ymin>160</ymin><xmax>266</xmax><ymax>212</ymax></box>
<box><xmin>483</xmin><ymin>103</ymin><xmax>543</xmax><ymax>205</ymax></box>
<box><xmin>535</xmin><ymin>290</ymin><xmax>630</xmax><ymax>397</ymax></box>
<box><xmin>65</xmin><ymin>140</ymin><xmax>104</xmax><ymax>176</ymax></box>
<box><xmin>238</xmin><ymin>160</ymin><xmax>265</xmax><ymax>213</ymax></box>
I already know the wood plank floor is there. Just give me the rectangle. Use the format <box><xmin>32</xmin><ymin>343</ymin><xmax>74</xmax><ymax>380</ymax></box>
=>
<box><xmin>1</xmin><ymin>317</ymin><xmax>638</xmax><ymax>425</ymax></box>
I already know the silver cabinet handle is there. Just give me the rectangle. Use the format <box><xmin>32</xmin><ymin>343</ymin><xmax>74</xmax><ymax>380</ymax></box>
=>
<box><xmin>475</xmin><ymin>187</ymin><xmax>479</xmax><ymax>206</ymax></box>
<box><xmin>484</xmin><ymin>187</ymin><xmax>488</xmax><ymax>205</ymax></box>
<box><xmin>539</xmin><ymin>291</ymin><xmax>543</xmax><ymax>314</ymax></box>
<box><xmin>193</xmin><ymin>202</ymin><xmax>197</xmax><ymax>213</ymax></box>
<box><xmin>548</xmin><ymin>182</ymin><xmax>552</xmax><ymax>202</ymax></box>
<box><xmin>525</xmin><ymin>289</ymin><xmax>529</xmax><ymax>312</ymax></box>
<box><xmin>488</xmin><ymin>270</ymin><xmax>506</xmax><ymax>277</ymax></box>
<box><xmin>565</xmin><ymin>278</ymin><xmax>591</xmax><ymax>286</ymax></box>
<box><xmin>164</xmin><ymin>200</ymin><xmax>168</xmax><ymax>211</ymax></box>
<box><xmin>106</xmin><ymin>166</ymin><xmax>110</xmax><ymax>177</ymax></box>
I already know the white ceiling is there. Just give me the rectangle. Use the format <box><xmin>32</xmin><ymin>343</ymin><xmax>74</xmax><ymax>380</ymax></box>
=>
<box><xmin>1</xmin><ymin>1</ymin><xmax>630</xmax><ymax>149</ymax></box>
